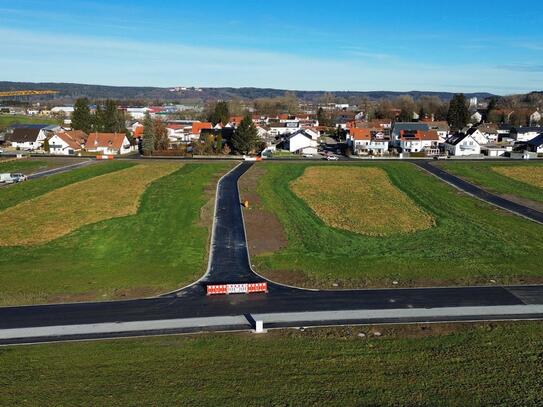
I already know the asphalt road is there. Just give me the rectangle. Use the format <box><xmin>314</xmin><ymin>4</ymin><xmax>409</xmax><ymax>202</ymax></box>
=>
<box><xmin>1</xmin><ymin>161</ymin><xmax>543</xmax><ymax>345</ymax></box>
<box><xmin>414</xmin><ymin>161</ymin><xmax>543</xmax><ymax>224</ymax></box>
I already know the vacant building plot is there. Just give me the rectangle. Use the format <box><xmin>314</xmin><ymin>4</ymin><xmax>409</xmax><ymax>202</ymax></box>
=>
<box><xmin>291</xmin><ymin>167</ymin><xmax>434</xmax><ymax>236</ymax></box>
<box><xmin>1</xmin><ymin>322</ymin><xmax>542</xmax><ymax>406</ymax></box>
<box><xmin>0</xmin><ymin>163</ymin><xmax>231</xmax><ymax>305</ymax></box>
<box><xmin>0</xmin><ymin>163</ymin><xmax>179</xmax><ymax>246</ymax></box>
<box><xmin>439</xmin><ymin>162</ymin><xmax>543</xmax><ymax>211</ymax></box>
<box><xmin>492</xmin><ymin>166</ymin><xmax>543</xmax><ymax>188</ymax></box>
<box><xmin>248</xmin><ymin>162</ymin><xmax>543</xmax><ymax>289</ymax></box>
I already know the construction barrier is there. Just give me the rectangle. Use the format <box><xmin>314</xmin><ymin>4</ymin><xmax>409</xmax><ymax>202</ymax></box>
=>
<box><xmin>96</xmin><ymin>155</ymin><xmax>114</xmax><ymax>160</ymax></box>
<box><xmin>206</xmin><ymin>282</ymin><xmax>268</xmax><ymax>296</ymax></box>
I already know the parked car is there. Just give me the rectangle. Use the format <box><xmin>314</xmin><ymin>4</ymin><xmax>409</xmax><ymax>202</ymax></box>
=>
<box><xmin>326</xmin><ymin>155</ymin><xmax>339</xmax><ymax>161</ymax></box>
<box><xmin>302</xmin><ymin>153</ymin><xmax>314</xmax><ymax>158</ymax></box>
<box><xmin>0</xmin><ymin>173</ymin><xmax>27</xmax><ymax>184</ymax></box>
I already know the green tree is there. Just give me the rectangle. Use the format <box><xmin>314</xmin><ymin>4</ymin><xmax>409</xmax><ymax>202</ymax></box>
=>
<box><xmin>99</xmin><ymin>100</ymin><xmax>125</xmax><ymax>133</ymax></box>
<box><xmin>230</xmin><ymin>115</ymin><xmax>258</xmax><ymax>154</ymax></box>
<box><xmin>216</xmin><ymin>134</ymin><xmax>223</xmax><ymax>153</ymax></box>
<box><xmin>418</xmin><ymin>106</ymin><xmax>426</xmax><ymax>121</ymax></box>
<box><xmin>71</xmin><ymin>98</ymin><xmax>92</xmax><ymax>133</ymax></box>
<box><xmin>42</xmin><ymin>137</ymin><xmax>50</xmax><ymax>153</ymax></box>
<box><xmin>398</xmin><ymin>108</ymin><xmax>412</xmax><ymax>122</ymax></box>
<box><xmin>142</xmin><ymin>112</ymin><xmax>155</xmax><ymax>155</ymax></box>
<box><xmin>447</xmin><ymin>94</ymin><xmax>470</xmax><ymax>131</ymax></box>
<box><xmin>208</xmin><ymin>101</ymin><xmax>230</xmax><ymax>126</ymax></box>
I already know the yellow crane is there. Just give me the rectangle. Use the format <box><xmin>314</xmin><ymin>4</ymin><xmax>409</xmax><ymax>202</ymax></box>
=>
<box><xmin>0</xmin><ymin>90</ymin><xmax>59</xmax><ymax>97</ymax></box>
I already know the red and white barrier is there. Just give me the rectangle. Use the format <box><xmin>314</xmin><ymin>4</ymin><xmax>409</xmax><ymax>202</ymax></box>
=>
<box><xmin>206</xmin><ymin>282</ymin><xmax>268</xmax><ymax>296</ymax></box>
<box><xmin>96</xmin><ymin>155</ymin><xmax>114</xmax><ymax>160</ymax></box>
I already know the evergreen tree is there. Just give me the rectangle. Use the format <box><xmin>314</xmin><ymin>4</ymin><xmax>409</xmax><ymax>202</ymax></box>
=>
<box><xmin>230</xmin><ymin>115</ymin><xmax>258</xmax><ymax>154</ymax></box>
<box><xmin>216</xmin><ymin>134</ymin><xmax>223</xmax><ymax>153</ymax></box>
<box><xmin>208</xmin><ymin>101</ymin><xmax>230</xmax><ymax>126</ymax></box>
<box><xmin>101</xmin><ymin>100</ymin><xmax>125</xmax><ymax>132</ymax></box>
<box><xmin>418</xmin><ymin>106</ymin><xmax>426</xmax><ymax>121</ymax></box>
<box><xmin>398</xmin><ymin>108</ymin><xmax>412</xmax><ymax>122</ymax></box>
<box><xmin>71</xmin><ymin>98</ymin><xmax>92</xmax><ymax>133</ymax></box>
<box><xmin>142</xmin><ymin>112</ymin><xmax>155</xmax><ymax>155</ymax></box>
<box><xmin>447</xmin><ymin>94</ymin><xmax>470</xmax><ymax>131</ymax></box>
<box><xmin>42</xmin><ymin>137</ymin><xmax>50</xmax><ymax>152</ymax></box>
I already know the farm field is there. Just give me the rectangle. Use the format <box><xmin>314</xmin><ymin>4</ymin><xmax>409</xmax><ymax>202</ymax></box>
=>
<box><xmin>0</xmin><ymin>161</ymin><xmax>230</xmax><ymax>305</ymax></box>
<box><xmin>439</xmin><ymin>162</ymin><xmax>543</xmax><ymax>206</ymax></box>
<box><xmin>0</xmin><ymin>157</ymin><xmax>89</xmax><ymax>176</ymax></box>
<box><xmin>242</xmin><ymin>162</ymin><xmax>543</xmax><ymax>289</ymax></box>
<box><xmin>1</xmin><ymin>322</ymin><xmax>542</xmax><ymax>406</ymax></box>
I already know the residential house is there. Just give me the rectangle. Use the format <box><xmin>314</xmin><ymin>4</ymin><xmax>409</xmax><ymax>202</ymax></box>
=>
<box><xmin>86</xmin><ymin>133</ymin><xmax>133</xmax><ymax>155</ymax></box>
<box><xmin>476</xmin><ymin>123</ymin><xmax>499</xmax><ymax>143</ymax></box>
<box><xmin>516</xmin><ymin>133</ymin><xmax>543</xmax><ymax>154</ymax></box>
<box><xmin>390</xmin><ymin>122</ymin><xmax>430</xmax><ymax>145</ymax></box>
<box><xmin>285</xmin><ymin>130</ymin><xmax>318</xmax><ymax>155</ymax></box>
<box><xmin>510</xmin><ymin>126</ymin><xmax>542</xmax><ymax>142</ymax></box>
<box><xmin>443</xmin><ymin>133</ymin><xmax>481</xmax><ymax>156</ymax></box>
<box><xmin>465</xmin><ymin>127</ymin><xmax>491</xmax><ymax>145</ymax></box>
<box><xmin>470</xmin><ymin>111</ymin><xmax>483</xmax><ymax>123</ymax></box>
<box><xmin>8</xmin><ymin>124</ymin><xmax>59</xmax><ymax>150</ymax></box>
<box><xmin>48</xmin><ymin>130</ymin><xmax>88</xmax><ymax>155</ymax></box>
<box><xmin>427</xmin><ymin>121</ymin><xmax>450</xmax><ymax>141</ymax></box>
<box><xmin>398</xmin><ymin>130</ymin><xmax>440</xmax><ymax>155</ymax></box>
<box><xmin>269</xmin><ymin>121</ymin><xmax>300</xmax><ymax>137</ymax></box>
<box><xmin>480</xmin><ymin>143</ymin><xmax>513</xmax><ymax>157</ymax></box>
<box><xmin>191</xmin><ymin>122</ymin><xmax>213</xmax><ymax>140</ymax></box>
<box><xmin>51</xmin><ymin>106</ymin><xmax>75</xmax><ymax>116</ymax></box>
<box><xmin>349</xmin><ymin>128</ymin><xmax>390</xmax><ymax>156</ymax></box>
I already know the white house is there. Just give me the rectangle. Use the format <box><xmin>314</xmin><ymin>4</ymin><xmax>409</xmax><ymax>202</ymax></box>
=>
<box><xmin>470</xmin><ymin>111</ymin><xmax>483</xmax><ymax>123</ymax></box>
<box><xmin>126</xmin><ymin>107</ymin><xmax>150</xmax><ymax>120</ymax></box>
<box><xmin>285</xmin><ymin>130</ymin><xmax>318</xmax><ymax>154</ymax></box>
<box><xmin>48</xmin><ymin>130</ymin><xmax>88</xmax><ymax>155</ymax></box>
<box><xmin>465</xmin><ymin>127</ymin><xmax>490</xmax><ymax>145</ymax></box>
<box><xmin>9</xmin><ymin>125</ymin><xmax>60</xmax><ymax>150</ymax></box>
<box><xmin>525</xmin><ymin>134</ymin><xmax>543</xmax><ymax>153</ymax></box>
<box><xmin>510</xmin><ymin>127</ymin><xmax>542</xmax><ymax>142</ymax></box>
<box><xmin>444</xmin><ymin>133</ymin><xmax>481</xmax><ymax>156</ymax></box>
<box><xmin>269</xmin><ymin>122</ymin><xmax>300</xmax><ymax>137</ymax></box>
<box><xmin>85</xmin><ymin>132</ymin><xmax>133</xmax><ymax>155</ymax></box>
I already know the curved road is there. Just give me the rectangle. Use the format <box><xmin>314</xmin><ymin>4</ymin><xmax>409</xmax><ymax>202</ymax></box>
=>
<box><xmin>1</xmin><ymin>162</ymin><xmax>543</xmax><ymax>345</ymax></box>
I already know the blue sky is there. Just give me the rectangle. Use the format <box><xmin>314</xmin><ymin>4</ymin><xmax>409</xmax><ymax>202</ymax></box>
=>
<box><xmin>1</xmin><ymin>0</ymin><xmax>542</xmax><ymax>94</ymax></box>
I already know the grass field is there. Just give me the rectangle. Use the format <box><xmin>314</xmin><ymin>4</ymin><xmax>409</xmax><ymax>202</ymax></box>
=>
<box><xmin>291</xmin><ymin>166</ymin><xmax>434</xmax><ymax>236</ymax></box>
<box><xmin>0</xmin><ymin>163</ymin><xmax>179</xmax><ymax>246</ymax></box>
<box><xmin>493</xmin><ymin>165</ymin><xmax>543</xmax><ymax>188</ymax></box>
<box><xmin>0</xmin><ymin>114</ymin><xmax>59</xmax><ymax>128</ymax></box>
<box><xmin>0</xmin><ymin>159</ymin><xmax>60</xmax><ymax>175</ymax></box>
<box><xmin>0</xmin><ymin>162</ymin><xmax>230</xmax><ymax>305</ymax></box>
<box><xmin>1</xmin><ymin>322</ymin><xmax>542</xmax><ymax>406</ymax></box>
<box><xmin>439</xmin><ymin>161</ymin><xmax>543</xmax><ymax>204</ymax></box>
<box><xmin>249</xmin><ymin>162</ymin><xmax>543</xmax><ymax>288</ymax></box>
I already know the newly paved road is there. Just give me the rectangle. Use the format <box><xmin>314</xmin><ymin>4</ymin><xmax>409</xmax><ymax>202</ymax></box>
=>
<box><xmin>414</xmin><ymin>161</ymin><xmax>543</xmax><ymax>224</ymax></box>
<box><xmin>1</xmin><ymin>161</ymin><xmax>543</xmax><ymax>345</ymax></box>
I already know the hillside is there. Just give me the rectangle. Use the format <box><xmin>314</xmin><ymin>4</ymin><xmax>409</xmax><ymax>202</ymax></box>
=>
<box><xmin>0</xmin><ymin>81</ymin><xmax>497</xmax><ymax>104</ymax></box>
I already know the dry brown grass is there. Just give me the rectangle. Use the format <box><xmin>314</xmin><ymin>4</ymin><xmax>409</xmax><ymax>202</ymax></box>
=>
<box><xmin>492</xmin><ymin>166</ymin><xmax>543</xmax><ymax>188</ymax></box>
<box><xmin>0</xmin><ymin>163</ymin><xmax>180</xmax><ymax>246</ymax></box>
<box><xmin>290</xmin><ymin>166</ymin><xmax>435</xmax><ymax>236</ymax></box>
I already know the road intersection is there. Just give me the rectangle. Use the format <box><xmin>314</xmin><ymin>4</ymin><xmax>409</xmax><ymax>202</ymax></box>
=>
<box><xmin>1</xmin><ymin>161</ymin><xmax>542</xmax><ymax>345</ymax></box>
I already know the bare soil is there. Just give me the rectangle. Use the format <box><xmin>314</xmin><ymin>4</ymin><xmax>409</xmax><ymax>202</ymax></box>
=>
<box><xmin>238</xmin><ymin>164</ymin><xmax>287</xmax><ymax>256</ymax></box>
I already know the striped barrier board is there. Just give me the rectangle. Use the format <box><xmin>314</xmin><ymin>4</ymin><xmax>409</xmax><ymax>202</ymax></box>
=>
<box><xmin>206</xmin><ymin>282</ymin><xmax>268</xmax><ymax>296</ymax></box>
<box><xmin>96</xmin><ymin>155</ymin><xmax>114</xmax><ymax>160</ymax></box>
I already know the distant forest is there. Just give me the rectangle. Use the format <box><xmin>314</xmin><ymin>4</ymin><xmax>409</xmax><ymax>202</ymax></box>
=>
<box><xmin>0</xmin><ymin>81</ymin><xmax>498</xmax><ymax>105</ymax></box>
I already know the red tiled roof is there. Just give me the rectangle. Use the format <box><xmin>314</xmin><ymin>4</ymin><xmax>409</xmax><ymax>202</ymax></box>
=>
<box><xmin>350</xmin><ymin>128</ymin><xmax>371</xmax><ymax>140</ymax></box>
<box><xmin>55</xmin><ymin>130</ymin><xmax>88</xmax><ymax>150</ymax></box>
<box><xmin>192</xmin><ymin>122</ymin><xmax>212</xmax><ymax>134</ymax></box>
<box><xmin>86</xmin><ymin>133</ymin><xmax>126</xmax><ymax>151</ymax></box>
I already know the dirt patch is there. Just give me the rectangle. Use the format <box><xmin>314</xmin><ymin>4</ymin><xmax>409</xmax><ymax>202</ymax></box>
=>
<box><xmin>239</xmin><ymin>164</ymin><xmax>287</xmax><ymax>256</ymax></box>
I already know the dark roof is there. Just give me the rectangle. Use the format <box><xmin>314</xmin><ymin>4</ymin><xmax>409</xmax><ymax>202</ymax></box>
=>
<box><xmin>9</xmin><ymin>124</ymin><xmax>51</xmax><ymax>130</ymax></box>
<box><xmin>288</xmin><ymin>129</ymin><xmax>313</xmax><ymax>140</ymax></box>
<box><xmin>9</xmin><ymin>127</ymin><xmax>41</xmax><ymax>143</ymax></box>
<box><xmin>446</xmin><ymin>132</ymin><xmax>469</xmax><ymax>146</ymax></box>
<box><xmin>511</xmin><ymin>126</ymin><xmax>542</xmax><ymax>134</ymax></box>
<box><xmin>391</xmin><ymin>122</ymin><xmax>429</xmax><ymax>137</ymax></box>
<box><xmin>526</xmin><ymin>134</ymin><xmax>543</xmax><ymax>147</ymax></box>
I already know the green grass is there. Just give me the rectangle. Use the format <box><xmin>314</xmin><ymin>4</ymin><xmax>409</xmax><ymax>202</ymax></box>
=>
<box><xmin>1</xmin><ymin>322</ymin><xmax>542</xmax><ymax>406</ymax></box>
<box><xmin>253</xmin><ymin>162</ymin><xmax>543</xmax><ymax>288</ymax></box>
<box><xmin>0</xmin><ymin>161</ymin><xmax>134</xmax><ymax>211</ymax></box>
<box><xmin>0</xmin><ymin>114</ymin><xmax>58</xmax><ymax>128</ymax></box>
<box><xmin>439</xmin><ymin>161</ymin><xmax>543</xmax><ymax>203</ymax></box>
<box><xmin>0</xmin><ymin>163</ymin><xmax>229</xmax><ymax>305</ymax></box>
<box><xmin>0</xmin><ymin>160</ymin><xmax>50</xmax><ymax>174</ymax></box>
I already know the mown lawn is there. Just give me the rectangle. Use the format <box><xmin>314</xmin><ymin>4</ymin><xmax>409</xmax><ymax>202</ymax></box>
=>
<box><xmin>252</xmin><ymin>162</ymin><xmax>543</xmax><ymax>288</ymax></box>
<box><xmin>0</xmin><ymin>162</ymin><xmax>230</xmax><ymax>305</ymax></box>
<box><xmin>1</xmin><ymin>322</ymin><xmax>542</xmax><ymax>406</ymax></box>
<box><xmin>0</xmin><ymin>114</ymin><xmax>59</xmax><ymax>128</ymax></box>
<box><xmin>0</xmin><ymin>160</ymin><xmax>53</xmax><ymax>175</ymax></box>
<box><xmin>439</xmin><ymin>161</ymin><xmax>543</xmax><ymax>203</ymax></box>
